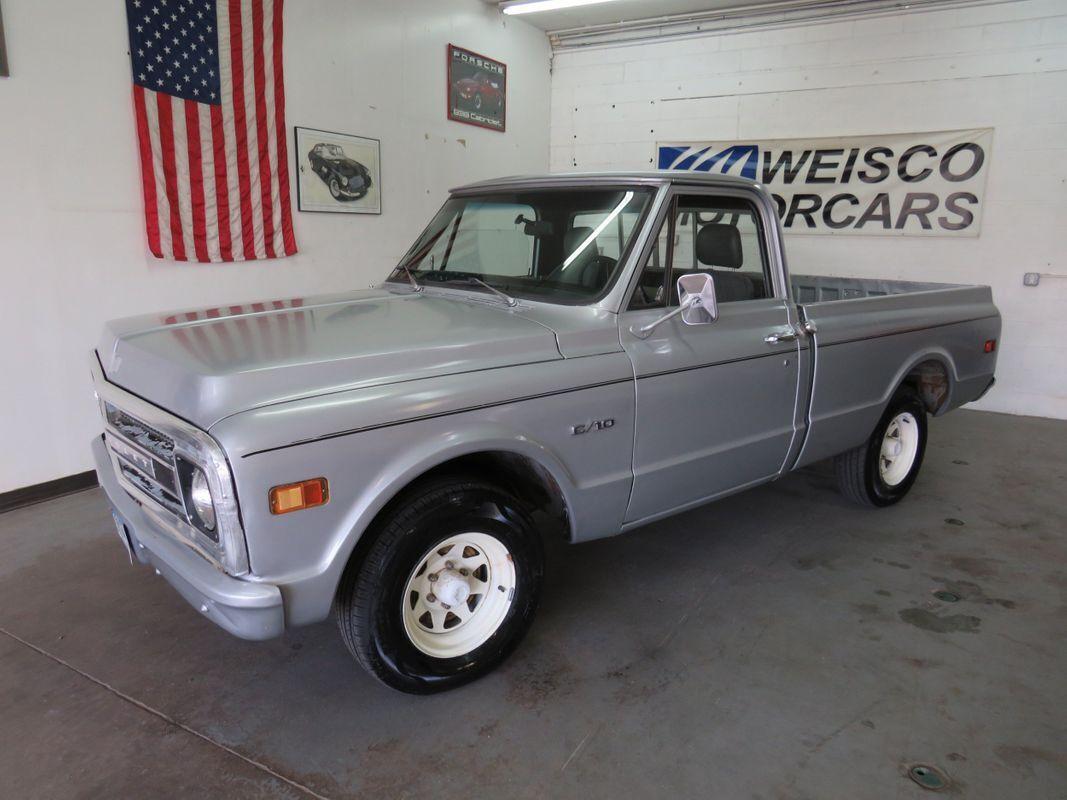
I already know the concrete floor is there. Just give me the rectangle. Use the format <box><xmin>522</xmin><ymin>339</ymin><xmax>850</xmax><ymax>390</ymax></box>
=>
<box><xmin>1</xmin><ymin>409</ymin><xmax>1065</xmax><ymax>799</ymax></box>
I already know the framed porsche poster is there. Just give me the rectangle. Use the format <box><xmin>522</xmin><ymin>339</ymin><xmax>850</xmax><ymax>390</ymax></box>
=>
<box><xmin>295</xmin><ymin>127</ymin><xmax>381</xmax><ymax>215</ymax></box>
<box><xmin>447</xmin><ymin>44</ymin><xmax>506</xmax><ymax>132</ymax></box>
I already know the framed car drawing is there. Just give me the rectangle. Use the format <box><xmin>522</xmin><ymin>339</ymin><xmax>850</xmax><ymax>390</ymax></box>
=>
<box><xmin>294</xmin><ymin>127</ymin><xmax>381</xmax><ymax>215</ymax></box>
<box><xmin>447</xmin><ymin>44</ymin><xmax>506</xmax><ymax>132</ymax></box>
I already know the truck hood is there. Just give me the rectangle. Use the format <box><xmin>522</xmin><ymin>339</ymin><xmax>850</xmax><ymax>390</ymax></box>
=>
<box><xmin>96</xmin><ymin>287</ymin><xmax>562</xmax><ymax>429</ymax></box>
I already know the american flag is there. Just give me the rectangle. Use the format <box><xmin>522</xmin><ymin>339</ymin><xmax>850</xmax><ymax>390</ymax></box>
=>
<box><xmin>125</xmin><ymin>0</ymin><xmax>297</xmax><ymax>262</ymax></box>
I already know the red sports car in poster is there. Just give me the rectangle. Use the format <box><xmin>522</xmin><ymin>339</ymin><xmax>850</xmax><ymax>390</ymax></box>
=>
<box><xmin>448</xmin><ymin>44</ymin><xmax>506</xmax><ymax>132</ymax></box>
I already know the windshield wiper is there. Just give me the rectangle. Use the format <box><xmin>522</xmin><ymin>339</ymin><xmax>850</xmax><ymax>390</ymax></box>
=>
<box><xmin>466</xmin><ymin>276</ymin><xmax>517</xmax><ymax>307</ymax></box>
<box><xmin>401</xmin><ymin>264</ymin><xmax>423</xmax><ymax>293</ymax></box>
<box><xmin>412</xmin><ymin>270</ymin><xmax>519</xmax><ymax>307</ymax></box>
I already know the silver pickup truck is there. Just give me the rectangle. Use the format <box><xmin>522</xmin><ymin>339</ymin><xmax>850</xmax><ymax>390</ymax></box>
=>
<box><xmin>91</xmin><ymin>172</ymin><xmax>1000</xmax><ymax>693</ymax></box>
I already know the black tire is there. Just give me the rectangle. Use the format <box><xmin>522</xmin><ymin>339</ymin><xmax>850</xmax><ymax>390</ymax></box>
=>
<box><xmin>335</xmin><ymin>476</ymin><xmax>544</xmax><ymax>694</ymax></box>
<box><xmin>473</xmin><ymin>93</ymin><xmax>483</xmax><ymax>111</ymax></box>
<box><xmin>329</xmin><ymin>177</ymin><xmax>341</xmax><ymax>199</ymax></box>
<box><xmin>835</xmin><ymin>388</ymin><xmax>928</xmax><ymax>507</ymax></box>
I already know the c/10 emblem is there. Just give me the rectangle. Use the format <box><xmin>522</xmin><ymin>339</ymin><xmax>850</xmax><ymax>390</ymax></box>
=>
<box><xmin>571</xmin><ymin>419</ymin><xmax>615</xmax><ymax>436</ymax></box>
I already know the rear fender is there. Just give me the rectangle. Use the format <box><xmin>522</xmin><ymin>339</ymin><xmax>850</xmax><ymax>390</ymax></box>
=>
<box><xmin>795</xmin><ymin>343</ymin><xmax>960</xmax><ymax>469</ymax></box>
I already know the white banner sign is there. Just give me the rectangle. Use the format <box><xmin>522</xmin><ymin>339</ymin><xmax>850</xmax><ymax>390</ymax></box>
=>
<box><xmin>656</xmin><ymin>129</ymin><xmax>993</xmax><ymax>236</ymax></box>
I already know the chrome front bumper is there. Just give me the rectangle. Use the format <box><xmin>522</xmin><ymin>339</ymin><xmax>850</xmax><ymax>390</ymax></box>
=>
<box><xmin>92</xmin><ymin>436</ymin><xmax>284</xmax><ymax>641</ymax></box>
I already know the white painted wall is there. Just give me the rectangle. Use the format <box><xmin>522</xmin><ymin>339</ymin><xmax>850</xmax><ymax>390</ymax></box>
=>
<box><xmin>551</xmin><ymin>0</ymin><xmax>1067</xmax><ymax>420</ymax></box>
<box><xmin>0</xmin><ymin>0</ymin><xmax>549</xmax><ymax>493</ymax></box>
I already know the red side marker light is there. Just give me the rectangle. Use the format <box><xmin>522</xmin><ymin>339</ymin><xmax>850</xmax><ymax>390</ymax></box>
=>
<box><xmin>984</xmin><ymin>339</ymin><xmax>997</xmax><ymax>353</ymax></box>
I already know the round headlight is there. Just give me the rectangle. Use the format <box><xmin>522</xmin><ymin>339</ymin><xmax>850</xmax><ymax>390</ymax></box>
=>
<box><xmin>341</xmin><ymin>176</ymin><xmax>349</xmax><ymax>187</ymax></box>
<box><xmin>190</xmin><ymin>469</ymin><xmax>216</xmax><ymax>531</ymax></box>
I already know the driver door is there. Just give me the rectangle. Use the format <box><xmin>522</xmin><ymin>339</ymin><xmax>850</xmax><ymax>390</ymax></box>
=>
<box><xmin>620</xmin><ymin>190</ymin><xmax>805</xmax><ymax>525</ymax></box>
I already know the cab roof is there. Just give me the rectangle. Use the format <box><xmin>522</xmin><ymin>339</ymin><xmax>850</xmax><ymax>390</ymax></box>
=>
<box><xmin>451</xmin><ymin>170</ymin><xmax>763</xmax><ymax>195</ymax></box>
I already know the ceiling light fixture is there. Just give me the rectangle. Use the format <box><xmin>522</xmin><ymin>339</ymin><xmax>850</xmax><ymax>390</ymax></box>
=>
<box><xmin>502</xmin><ymin>0</ymin><xmax>625</xmax><ymax>15</ymax></box>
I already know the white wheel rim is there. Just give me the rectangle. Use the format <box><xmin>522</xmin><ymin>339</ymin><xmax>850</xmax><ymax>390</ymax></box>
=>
<box><xmin>879</xmin><ymin>412</ymin><xmax>919</xmax><ymax>486</ymax></box>
<box><xmin>401</xmin><ymin>532</ymin><xmax>516</xmax><ymax>659</ymax></box>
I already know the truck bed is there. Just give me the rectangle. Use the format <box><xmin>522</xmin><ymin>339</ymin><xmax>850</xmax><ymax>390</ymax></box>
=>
<box><xmin>791</xmin><ymin>277</ymin><xmax>1000</xmax><ymax>468</ymax></box>
<box><xmin>790</xmin><ymin>273</ymin><xmax>960</xmax><ymax>304</ymax></box>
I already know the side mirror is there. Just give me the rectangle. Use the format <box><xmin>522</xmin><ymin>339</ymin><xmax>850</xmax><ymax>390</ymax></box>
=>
<box><xmin>677</xmin><ymin>272</ymin><xmax>718</xmax><ymax>325</ymax></box>
<box><xmin>629</xmin><ymin>272</ymin><xmax>719</xmax><ymax>339</ymax></box>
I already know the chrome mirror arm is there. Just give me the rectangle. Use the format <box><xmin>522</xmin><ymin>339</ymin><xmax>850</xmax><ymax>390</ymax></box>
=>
<box><xmin>629</xmin><ymin>296</ymin><xmax>697</xmax><ymax>339</ymax></box>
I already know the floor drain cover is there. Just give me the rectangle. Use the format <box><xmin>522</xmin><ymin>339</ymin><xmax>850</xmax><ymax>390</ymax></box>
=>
<box><xmin>908</xmin><ymin>764</ymin><xmax>949</xmax><ymax>791</ymax></box>
<box><xmin>933</xmin><ymin>590</ymin><xmax>960</xmax><ymax>602</ymax></box>
<box><xmin>944</xmin><ymin>518</ymin><xmax>965</xmax><ymax>526</ymax></box>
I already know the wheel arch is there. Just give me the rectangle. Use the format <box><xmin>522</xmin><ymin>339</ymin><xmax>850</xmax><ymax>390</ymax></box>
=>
<box><xmin>327</xmin><ymin>428</ymin><xmax>577</xmax><ymax>608</ymax></box>
<box><xmin>891</xmin><ymin>349</ymin><xmax>959</xmax><ymax>417</ymax></box>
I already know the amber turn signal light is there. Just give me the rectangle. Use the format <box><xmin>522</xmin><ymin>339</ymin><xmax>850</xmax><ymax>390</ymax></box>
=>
<box><xmin>269</xmin><ymin>478</ymin><xmax>329</xmax><ymax>515</ymax></box>
<box><xmin>984</xmin><ymin>339</ymin><xmax>997</xmax><ymax>353</ymax></box>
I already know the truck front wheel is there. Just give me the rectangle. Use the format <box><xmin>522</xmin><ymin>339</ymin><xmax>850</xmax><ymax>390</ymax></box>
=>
<box><xmin>335</xmin><ymin>477</ymin><xmax>543</xmax><ymax>693</ymax></box>
<box><xmin>835</xmin><ymin>388</ymin><xmax>928</xmax><ymax>507</ymax></box>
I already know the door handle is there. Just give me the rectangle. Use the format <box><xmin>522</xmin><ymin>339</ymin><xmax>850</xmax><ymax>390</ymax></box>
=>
<box><xmin>764</xmin><ymin>328</ymin><xmax>799</xmax><ymax>345</ymax></box>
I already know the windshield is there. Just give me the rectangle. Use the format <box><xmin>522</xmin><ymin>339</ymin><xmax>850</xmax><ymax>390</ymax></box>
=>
<box><xmin>324</xmin><ymin>145</ymin><xmax>345</xmax><ymax>159</ymax></box>
<box><xmin>389</xmin><ymin>187</ymin><xmax>653</xmax><ymax>303</ymax></box>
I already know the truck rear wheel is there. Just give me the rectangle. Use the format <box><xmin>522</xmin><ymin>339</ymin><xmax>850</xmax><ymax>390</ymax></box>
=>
<box><xmin>835</xmin><ymin>388</ymin><xmax>928</xmax><ymax>507</ymax></box>
<box><xmin>335</xmin><ymin>476</ymin><xmax>543</xmax><ymax>693</ymax></box>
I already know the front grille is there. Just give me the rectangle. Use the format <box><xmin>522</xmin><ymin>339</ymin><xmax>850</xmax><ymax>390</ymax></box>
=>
<box><xmin>104</xmin><ymin>404</ymin><xmax>185</xmax><ymax>522</ymax></box>
<box><xmin>92</xmin><ymin>352</ymin><xmax>246</xmax><ymax>574</ymax></box>
<box><xmin>104</xmin><ymin>402</ymin><xmax>175</xmax><ymax>461</ymax></box>
<box><xmin>119</xmin><ymin>463</ymin><xmax>185</xmax><ymax>517</ymax></box>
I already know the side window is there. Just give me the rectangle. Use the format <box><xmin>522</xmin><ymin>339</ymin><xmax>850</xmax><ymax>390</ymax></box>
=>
<box><xmin>671</xmin><ymin>196</ymin><xmax>770</xmax><ymax>305</ymax></box>
<box><xmin>629</xmin><ymin>195</ymin><xmax>772</xmax><ymax>309</ymax></box>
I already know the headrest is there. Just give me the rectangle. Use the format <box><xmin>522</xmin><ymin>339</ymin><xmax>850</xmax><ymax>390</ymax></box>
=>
<box><xmin>696</xmin><ymin>223</ymin><xmax>742</xmax><ymax>269</ymax></box>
